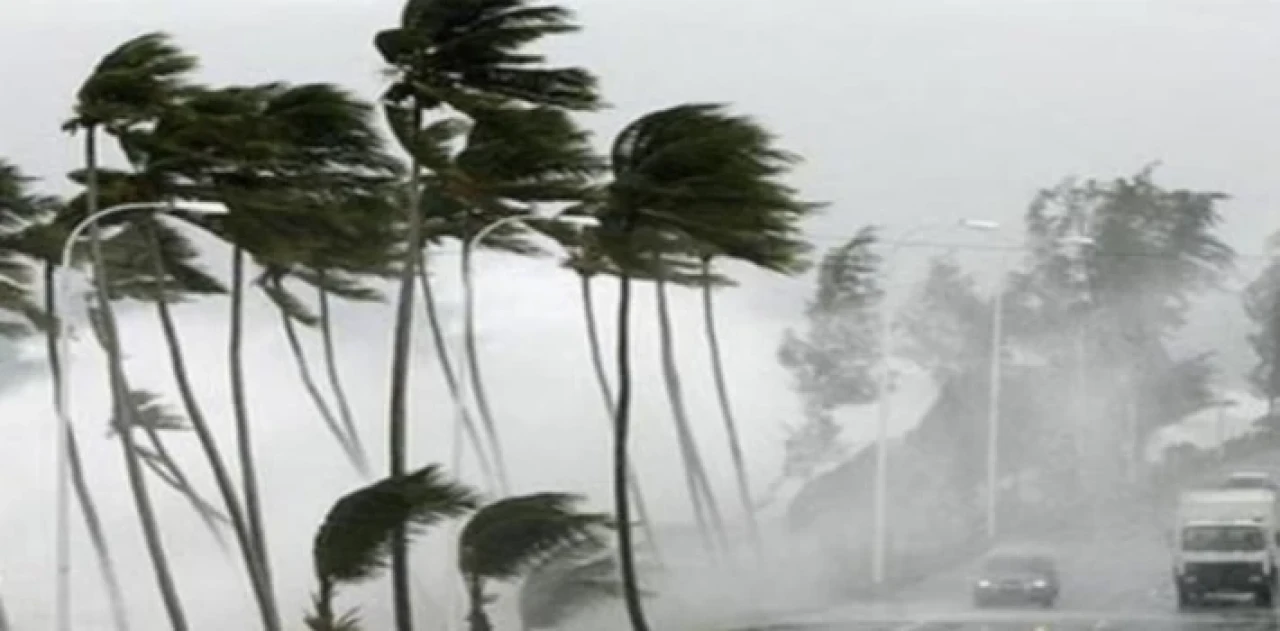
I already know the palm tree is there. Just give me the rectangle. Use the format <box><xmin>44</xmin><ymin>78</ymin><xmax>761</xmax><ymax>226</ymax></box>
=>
<box><xmin>66</xmin><ymin>31</ymin><xmax>200</xmax><ymax>630</ymax></box>
<box><xmin>456</xmin><ymin>492</ymin><xmax>611</xmax><ymax>631</ymax></box>
<box><xmin>517</xmin><ymin>534</ymin><xmax>648</xmax><ymax>630</ymax></box>
<box><xmin>307</xmin><ymin>465</ymin><xmax>479</xmax><ymax>630</ymax></box>
<box><xmin>376</xmin><ymin>2</ymin><xmax>599</xmax><ymax>624</ymax></box>
<box><xmin>592</xmin><ymin>103</ymin><xmax>816</xmax><ymax>631</ymax></box>
<box><xmin>1</xmin><ymin>162</ymin><xmax>131</xmax><ymax>630</ymax></box>
<box><xmin>422</xmin><ymin>105</ymin><xmax>603</xmax><ymax>493</ymax></box>
<box><xmin>561</xmin><ymin>244</ymin><xmax>662</xmax><ymax>563</ymax></box>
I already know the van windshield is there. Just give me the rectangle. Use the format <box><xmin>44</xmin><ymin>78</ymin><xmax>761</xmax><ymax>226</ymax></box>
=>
<box><xmin>1182</xmin><ymin>525</ymin><xmax>1266</xmax><ymax>552</ymax></box>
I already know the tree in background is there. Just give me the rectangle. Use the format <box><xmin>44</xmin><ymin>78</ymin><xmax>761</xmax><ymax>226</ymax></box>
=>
<box><xmin>1245</xmin><ymin>235</ymin><xmax>1280</xmax><ymax>418</ymax></box>
<box><xmin>895</xmin><ymin>255</ymin><xmax>990</xmax><ymax>382</ymax></box>
<box><xmin>1006</xmin><ymin>165</ymin><xmax>1233</xmax><ymax>498</ymax></box>
<box><xmin>776</xmin><ymin>226</ymin><xmax>883</xmax><ymax>485</ymax></box>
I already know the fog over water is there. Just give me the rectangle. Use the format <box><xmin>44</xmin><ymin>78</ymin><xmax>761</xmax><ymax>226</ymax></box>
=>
<box><xmin>3</xmin><ymin>0</ymin><xmax>1280</xmax><ymax>628</ymax></box>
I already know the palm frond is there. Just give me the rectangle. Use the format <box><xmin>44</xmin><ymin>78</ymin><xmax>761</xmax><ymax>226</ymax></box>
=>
<box><xmin>106</xmin><ymin>389</ymin><xmax>188</xmax><ymax>435</ymax></box>
<box><xmin>518</xmin><ymin>537</ymin><xmax>652</xmax><ymax>629</ymax></box>
<box><xmin>376</xmin><ymin>0</ymin><xmax>599</xmax><ymax>114</ymax></box>
<box><xmin>458</xmin><ymin>492</ymin><xmax>611</xmax><ymax>581</ymax></box>
<box><xmin>600</xmin><ymin>103</ymin><xmax>818</xmax><ymax>275</ymax></box>
<box><xmin>69</xmin><ymin>32</ymin><xmax>199</xmax><ymax>131</ymax></box>
<box><xmin>313</xmin><ymin>465</ymin><xmax>479</xmax><ymax>586</ymax></box>
<box><xmin>257</xmin><ymin>269</ymin><xmax>319</xmax><ymax>326</ymax></box>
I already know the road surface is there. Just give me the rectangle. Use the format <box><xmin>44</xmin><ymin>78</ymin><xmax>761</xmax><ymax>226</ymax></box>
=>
<box><xmin>741</xmin><ymin>519</ymin><xmax>1280</xmax><ymax>630</ymax></box>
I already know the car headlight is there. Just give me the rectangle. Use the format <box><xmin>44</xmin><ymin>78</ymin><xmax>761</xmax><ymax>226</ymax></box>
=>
<box><xmin>977</xmin><ymin>580</ymin><xmax>992</xmax><ymax>588</ymax></box>
<box><xmin>1031</xmin><ymin>579</ymin><xmax>1048</xmax><ymax>588</ymax></box>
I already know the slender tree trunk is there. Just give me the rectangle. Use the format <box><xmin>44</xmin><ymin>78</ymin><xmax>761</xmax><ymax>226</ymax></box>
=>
<box><xmin>465</xmin><ymin>576</ymin><xmax>492</xmax><ymax>631</ymax></box>
<box><xmin>612</xmin><ymin>274</ymin><xmax>652</xmax><ymax>631</ymax></box>
<box><xmin>653</xmin><ymin>274</ymin><xmax>727</xmax><ymax>556</ymax></box>
<box><xmin>388</xmin><ymin>145</ymin><xmax>424</xmax><ymax>631</ymax></box>
<box><xmin>85</xmin><ymin>129</ymin><xmax>189</xmax><ymax>630</ymax></box>
<box><xmin>142</xmin><ymin>223</ymin><xmax>280</xmax><ymax>630</ymax></box>
<box><xmin>460</xmin><ymin>239</ymin><xmax>511</xmax><ymax>493</ymax></box>
<box><xmin>700</xmin><ymin>258</ymin><xmax>761</xmax><ymax>553</ymax></box>
<box><xmin>417</xmin><ymin>264</ymin><xmax>495</xmax><ymax>484</ymax></box>
<box><xmin>277</xmin><ymin>296</ymin><xmax>368</xmax><ymax>475</ymax></box>
<box><xmin>317</xmin><ymin>276</ymin><xmax>370</xmax><ymax>474</ymax></box>
<box><xmin>229</xmin><ymin>245</ymin><xmax>277</xmax><ymax>611</ymax></box>
<box><xmin>579</xmin><ymin>274</ymin><xmax>661</xmax><ymax>564</ymax></box>
<box><xmin>42</xmin><ymin>265</ymin><xmax>131</xmax><ymax>631</ymax></box>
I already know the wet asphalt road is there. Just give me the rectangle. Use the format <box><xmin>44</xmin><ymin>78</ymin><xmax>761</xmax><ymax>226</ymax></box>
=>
<box><xmin>746</xmin><ymin>527</ymin><xmax>1280</xmax><ymax>630</ymax></box>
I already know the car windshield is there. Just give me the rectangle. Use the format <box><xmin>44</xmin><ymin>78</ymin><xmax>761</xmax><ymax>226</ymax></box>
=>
<box><xmin>1224</xmin><ymin>477</ymin><xmax>1279</xmax><ymax>491</ymax></box>
<box><xmin>983</xmin><ymin>555</ymin><xmax>1052</xmax><ymax>574</ymax></box>
<box><xmin>1182</xmin><ymin>525</ymin><xmax>1266</xmax><ymax>552</ymax></box>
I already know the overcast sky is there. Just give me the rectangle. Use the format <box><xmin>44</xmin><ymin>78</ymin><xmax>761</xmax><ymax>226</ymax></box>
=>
<box><xmin>3</xmin><ymin>0</ymin><xmax>1280</xmax><ymax>628</ymax></box>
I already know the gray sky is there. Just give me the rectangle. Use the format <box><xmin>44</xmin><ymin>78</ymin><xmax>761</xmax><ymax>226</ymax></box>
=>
<box><xmin>3</xmin><ymin>0</ymin><xmax>1280</xmax><ymax>627</ymax></box>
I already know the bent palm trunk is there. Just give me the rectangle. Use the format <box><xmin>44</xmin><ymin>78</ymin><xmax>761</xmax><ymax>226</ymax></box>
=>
<box><xmin>418</xmin><ymin>264</ymin><xmax>494</xmax><ymax>484</ymax></box>
<box><xmin>612</xmin><ymin>273</ymin><xmax>652</xmax><ymax>631</ymax></box>
<box><xmin>316</xmin><ymin>277</ymin><xmax>370</xmax><ymax>475</ymax></box>
<box><xmin>229</xmin><ymin>245</ymin><xmax>277</xmax><ymax>608</ymax></box>
<box><xmin>654</xmin><ymin>275</ymin><xmax>727</xmax><ymax>556</ymax></box>
<box><xmin>460</xmin><ymin>240</ymin><xmax>511</xmax><ymax>493</ymax></box>
<box><xmin>278</xmin><ymin>301</ymin><xmax>368</xmax><ymax>475</ymax></box>
<box><xmin>387</xmin><ymin>151</ymin><xmax>423</xmax><ymax>631</ymax></box>
<box><xmin>142</xmin><ymin>223</ymin><xmax>280</xmax><ymax>630</ymax></box>
<box><xmin>42</xmin><ymin>266</ymin><xmax>131</xmax><ymax>631</ymax></box>
<box><xmin>578</xmin><ymin>274</ymin><xmax>661</xmax><ymax>563</ymax></box>
<box><xmin>85</xmin><ymin>128</ymin><xmax>188</xmax><ymax>630</ymax></box>
<box><xmin>700</xmin><ymin>258</ymin><xmax>762</xmax><ymax>552</ymax></box>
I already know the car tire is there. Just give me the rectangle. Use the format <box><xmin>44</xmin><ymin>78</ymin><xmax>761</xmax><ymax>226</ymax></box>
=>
<box><xmin>1257</xmin><ymin>587</ymin><xmax>1273</xmax><ymax>609</ymax></box>
<box><xmin>1041</xmin><ymin>597</ymin><xmax>1055</xmax><ymax>609</ymax></box>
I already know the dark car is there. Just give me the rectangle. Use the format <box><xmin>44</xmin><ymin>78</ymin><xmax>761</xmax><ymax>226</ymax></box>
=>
<box><xmin>972</xmin><ymin>550</ymin><xmax>1060</xmax><ymax>608</ymax></box>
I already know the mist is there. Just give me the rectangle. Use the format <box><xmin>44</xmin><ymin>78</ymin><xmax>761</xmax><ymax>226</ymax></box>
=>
<box><xmin>4</xmin><ymin>0</ymin><xmax>1280</xmax><ymax>630</ymax></box>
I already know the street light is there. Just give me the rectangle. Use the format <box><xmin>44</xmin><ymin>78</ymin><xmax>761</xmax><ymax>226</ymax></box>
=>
<box><xmin>444</xmin><ymin>210</ymin><xmax>599</xmax><ymax>631</ymax></box>
<box><xmin>455</xmin><ymin>211</ymin><xmax>600</xmax><ymax>494</ymax></box>
<box><xmin>870</xmin><ymin>217</ymin><xmax>997</xmax><ymax>586</ymax></box>
<box><xmin>53</xmin><ymin>199</ymin><xmax>227</xmax><ymax>631</ymax></box>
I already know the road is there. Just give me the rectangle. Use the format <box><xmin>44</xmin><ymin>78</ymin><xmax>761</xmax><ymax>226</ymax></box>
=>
<box><xmin>741</xmin><ymin>520</ymin><xmax>1280</xmax><ymax>630</ymax></box>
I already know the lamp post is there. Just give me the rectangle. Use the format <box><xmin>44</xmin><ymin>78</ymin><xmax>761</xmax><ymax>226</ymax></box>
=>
<box><xmin>443</xmin><ymin>211</ymin><xmax>598</xmax><ymax>631</ymax></box>
<box><xmin>54</xmin><ymin>200</ymin><xmax>227</xmax><ymax>631</ymax></box>
<box><xmin>870</xmin><ymin>218</ymin><xmax>997</xmax><ymax>586</ymax></box>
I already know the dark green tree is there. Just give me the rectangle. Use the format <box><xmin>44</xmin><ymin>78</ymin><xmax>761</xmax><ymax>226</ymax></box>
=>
<box><xmin>592</xmin><ymin>103</ymin><xmax>814</xmax><ymax>631</ymax></box>
<box><xmin>375</xmin><ymin>3</ymin><xmax>599</xmax><ymax>626</ymax></box>
<box><xmin>307</xmin><ymin>465</ymin><xmax>479</xmax><ymax>631</ymax></box>
<box><xmin>65</xmin><ymin>32</ymin><xmax>200</xmax><ymax>630</ymax></box>
<box><xmin>457</xmin><ymin>493</ymin><xmax>610</xmax><ymax>631</ymax></box>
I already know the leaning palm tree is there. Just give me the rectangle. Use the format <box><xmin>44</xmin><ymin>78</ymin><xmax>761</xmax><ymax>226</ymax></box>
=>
<box><xmin>417</xmin><ymin>104</ymin><xmax>603</xmax><ymax>493</ymax></box>
<box><xmin>457</xmin><ymin>492</ymin><xmax>611</xmax><ymax>631</ymax></box>
<box><xmin>307</xmin><ymin>465</ymin><xmax>479</xmax><ymax>631</ymax></box>
<box><xmin>375</xmin><ymin>2</ymin><xmax>599</xmax><ymax>625</ymax></box>
<box><xmin>561</xmin><ymin>242</ymin><xmax>662</xmax><ymax>563</ymax></box>
<box><xmin>0</xmin><ymin>163</ymin><xmax>131</xmax><ymax>630</ymax></box>
<box><xmin>65</xmin><ymin>31</ymin><xmax>200</xmax><ymax>630</ymax></box>
<box><xmin>592</xmin><ymin>103</ymin><xmax>817</xmax><ymax>631</ymax></box>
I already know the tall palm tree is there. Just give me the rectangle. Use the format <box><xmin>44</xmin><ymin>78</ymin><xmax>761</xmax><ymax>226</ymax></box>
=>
<box><xmin>376</xmin><ymin>2</ymin><xmax>599</xmax><ymax>624</ymax></box>
<box><xmin>1</xmin><ymin>162</ymin><xmax>131</xmax><ymax>630</ymax></box>
<box><xmin>561</xmin><ymin>244</ymin><xmax>661</xmax><ymax>563</ymax></box>
<box><xmin>424</xmin><ymin>105</ymin><xmax>603</xmax><ymax>493</ymax></box>
<box><xmin>593</xmin><ymin>103</ymin><xmax>816</xmax><ymax>631</ymax></box>
<box><xmin>456</xmin><ymin>492</ymin><xmax>611</xmax><ymax>631</ymax></box>
<box><xmin>66</xmin><ymin>31</ymin><xmax>200</xmax><ymax>630</ymax></box>
<box><xmin>307</xmin><ymin>465</ymin><xmax>479</xmax><ymax>630</ymax></box>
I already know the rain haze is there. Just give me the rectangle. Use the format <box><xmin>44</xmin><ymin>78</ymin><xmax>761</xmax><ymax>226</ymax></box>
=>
<box><xmin>3</xmin><ymin>0</ymin><xmax>1280</xmax><ymax>630</ymax></box>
